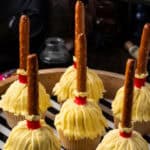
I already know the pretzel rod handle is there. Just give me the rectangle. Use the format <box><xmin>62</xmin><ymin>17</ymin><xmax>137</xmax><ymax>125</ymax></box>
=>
<box><xmin>76</xmin><ymin>33</ymin><xmax>87</xmax><ymax>92</ymax></box>
<box><xmin>121</xmin><ymin>59</ymin><xmax>135</xmax><ymax>128</ymax></box>
<box><xmin>75</xmin><ymin>1</ymin><xmax>85</xmax><ymax>57</ymax></box>
<box><xmin>27</xmin><ymin>54</ymin><xmax>39</xmax><ymax>115</ymax></box>
<box><xmin>136</xmin><ymin>23</ymin><xmax>150</xmax><ymax>74</ymax></box>
<box><xmin>19</xmin><ymin>15</ymin><xmax>30</xmax><ymax>70</ymax></box>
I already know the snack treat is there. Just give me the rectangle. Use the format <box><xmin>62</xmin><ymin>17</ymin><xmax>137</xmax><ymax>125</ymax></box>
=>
<box><xmin>0</xmin><ymin>15</ymin><xmax>51</xmax><ymax>128</ymax></box>
<box><xmin>53</xmin><ymin>1</ymin><xmax>105</xmax><ymax>103</ymax></box>
<box><xmin>55</xmin><ymin>33</ymin><xmax>107</xmax><ymax>150</ymax></box>
<box><xmin>3</xmin><ymin>54</ymin><xmax>60</xmax><ymax>150</ymax></box>
<box><xmin>96</xmin><ymin>59</ymin><xmax>149</xmax><ymax>150</ymax></box>
<box><xmin>112</xmin><ymin>23</ymin><xmax>150</xmax><ymax>134</ymax></box>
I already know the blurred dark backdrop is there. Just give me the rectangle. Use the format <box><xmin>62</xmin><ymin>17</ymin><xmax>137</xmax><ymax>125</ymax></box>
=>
<box><xmin>0</xmin><ymin>0</ymin><xmax>150</xmax><ymax>75</ymax></box>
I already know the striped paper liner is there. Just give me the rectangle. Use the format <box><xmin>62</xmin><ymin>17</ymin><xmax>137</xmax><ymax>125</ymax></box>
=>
<box><xmin>0</xmin><ymin>98</ymin><xmax>150</xmax><ymax>150</ymax></box>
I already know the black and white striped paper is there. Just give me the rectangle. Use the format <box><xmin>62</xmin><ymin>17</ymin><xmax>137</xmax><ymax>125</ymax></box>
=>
<box><xmin>0</xmin><ymin>98</ymin><xmax>150</xmax><ymax>150</ymax></box>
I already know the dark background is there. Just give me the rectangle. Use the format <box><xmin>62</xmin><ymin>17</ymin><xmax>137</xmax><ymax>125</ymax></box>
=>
<box><xmin>0</xmin><ymin>0</ymin><xmax>150</xmax><ymax>75</ymax></box>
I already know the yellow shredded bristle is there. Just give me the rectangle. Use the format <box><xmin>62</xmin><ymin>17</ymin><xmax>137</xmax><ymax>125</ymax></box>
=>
<box><xmin>4</xmin><ymin>119</ymin><xmax>60</xmax><ymax>150</ymax></box>
<box><xmin>96</xmin><ymin>129</ymin><xmax>148</xmax><ymax>150</ymax></box>
<box><xmin>53</xmin><ymin>66</ymin><xmax>105</xmax><ymax>103</ymax></box>
<box><xmin>55</xmin><ymin>98</ymin><xmax>107</xmax><ymax>140</ymax></box>
<box><xmin>0</xmin><ymin>81</ymin><xmax>51</xmax><ymax>116</ymax></box>
<box><xmin>112</xmin><ymin>83</ymin><xmax>150</xmax><ymax>122</ymax></box>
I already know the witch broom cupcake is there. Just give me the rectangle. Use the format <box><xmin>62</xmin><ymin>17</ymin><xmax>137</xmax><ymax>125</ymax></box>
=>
<box><xmin>112</xmin><ymin>23</ymin><xmax>150</xmax><ymax>134</ymax></box>
<box><xmin>0</xmin><ymin>15</ymin><xmax>51</xmax><ymax>128</ymax></box>
<box><xmin>53</xmin><ymin>1</ymin><xmax>105</xmax><ymax>103</ymax></box>
<box><xmin>3</xmin><ymin>54</ymin><xmax>60</xmax><ymax>150</ymax></box>
<box><xmin>55</xmin><ymin>33</ymin><xmax>107</xmax><ymax>150</ymax></box>
<box><xmin>96</xmin><ymin>59</ymin><xmax>148</xmax><ymax>150</ymax></box>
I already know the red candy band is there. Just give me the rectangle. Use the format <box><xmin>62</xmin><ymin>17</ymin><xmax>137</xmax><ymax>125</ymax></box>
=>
<box><xmin>74</xmin><ymin>96</ymin><xmax>87</xmax><ymax>105</ymax></box>
<box><xmin>19</xmin><ymin>74</ymin><xmax>27</xmax><ymax>84</ymax></box>
<box><xmin>27</xmin><ymin>120</ymin><xmax>41</xmax><ymax>129</ymax></box>
<box><xmin>134</xmin><ymin>77</ymin><xmax>146</xmax><ymax>88</ymax></box>
<box><xmin>120</xmin><ymin>131</ymin><xmax>132</xmax><ymax>138</ymax></box>
<box><xmin>73</xmin><ymin>61</ymin><xmax>77</xmax><ymax>69</ymax></box>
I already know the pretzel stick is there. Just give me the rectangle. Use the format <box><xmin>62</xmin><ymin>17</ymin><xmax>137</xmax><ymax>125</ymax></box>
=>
<box><xmin>136</xmin><ymin>23</ymin><xmax>150</xmax><ymax>74</ymax></box>
<box><xmin>121</xmin><ymin>59</ymin><xmax>135</xmax><ymax>128</ymax></box>
<box><xmin>19</xmin><ymin>15</ymin><xmax>30</xmax><ymax>70</ymax></box>
<box><xmin>76</xmin><ymin>33</ymin><xmax>87</xmax><ymax>92</ymax></box>
<box><xmin>75</xmin><ymin>0</ymin><xmax>85</xmax><ymax>57</ymax></box>
<box><xmin>27</xmin><ymin>54</ymin><xmax>39</xmax><ymax>115</ymax></box>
